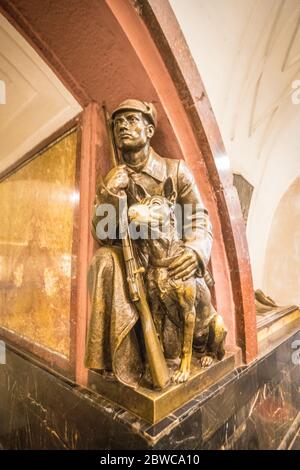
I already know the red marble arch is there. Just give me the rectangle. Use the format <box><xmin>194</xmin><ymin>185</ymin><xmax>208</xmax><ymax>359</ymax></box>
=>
<box><xmin>0</xmin><ymin>0</ymin><xmax>257</xmax><ymax>383</ymax></box>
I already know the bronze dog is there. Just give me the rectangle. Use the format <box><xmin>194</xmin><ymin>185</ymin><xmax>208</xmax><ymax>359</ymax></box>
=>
<box><xmin>128</xmin><ymin>178</ymin><xmax>227</xmax><ymax>383</ymax></box>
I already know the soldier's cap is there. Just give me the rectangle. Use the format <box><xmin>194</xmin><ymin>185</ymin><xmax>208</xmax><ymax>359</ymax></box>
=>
<box><xmin>112</xmin><ymin>99</ymin><xmax>157</xmax><ymax>127</ymax></box>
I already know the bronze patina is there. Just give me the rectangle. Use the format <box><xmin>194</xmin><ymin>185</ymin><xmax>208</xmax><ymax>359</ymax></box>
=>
<box><xmin>85</xmin><ymin>99</ymin><xmax>227</xmax><ymax>399</ymax></box>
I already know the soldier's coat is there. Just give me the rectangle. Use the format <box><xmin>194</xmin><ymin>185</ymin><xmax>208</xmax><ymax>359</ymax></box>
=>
<box><xmin>85</xmin><ymin>148</ymin><xmax>213</xmax><ymax>387</ymax></box>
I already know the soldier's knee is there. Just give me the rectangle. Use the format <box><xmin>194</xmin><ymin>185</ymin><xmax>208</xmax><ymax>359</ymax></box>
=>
<box><xmin>90</xmin><ymin>246</ymin><xmax>122</xmax><ymax>270</ymax></box>
<box><xmin>88</xmin><ymin>246</ymin><xmax>123</xmax><ymax>293</ymax></box>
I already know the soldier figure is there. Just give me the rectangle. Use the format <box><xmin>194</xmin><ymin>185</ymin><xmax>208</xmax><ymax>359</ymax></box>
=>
<box><xmin>85</xmin><ymin>99</ymin><xmax>225</xmax><ymax>388</ymax></box>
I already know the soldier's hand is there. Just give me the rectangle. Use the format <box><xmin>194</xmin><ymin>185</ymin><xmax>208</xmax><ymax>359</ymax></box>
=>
<box><xmin>168</xmin><ymin>248</ymin><xmax>199</xmax><ymax>281</ymax></box>
<box><xmin>104</xmin><ymin>165</ymin><xmax>129</xmax><ymax>195</ymax></box>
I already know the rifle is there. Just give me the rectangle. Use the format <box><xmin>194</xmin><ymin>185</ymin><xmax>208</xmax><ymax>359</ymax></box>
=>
<box><xmin>102</xmin><ymin>104</ymin><xmax>170</xmax><ymax>389</ymax></box>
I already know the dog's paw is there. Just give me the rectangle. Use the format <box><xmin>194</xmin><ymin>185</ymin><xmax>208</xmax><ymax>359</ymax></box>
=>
<box><xmin>172</xmin><ymin>356</ymin><xmax>191</xmax><ymax>383</ymax></box>
<box><xmin>172</xmin><ymin>369</ymin><xmax>190</xmax><ymax>383</ymax></box>
<box><xmin>199</xmin><ymin>355</ymin><xmax>214</xmax><ymax>367</ymax></box>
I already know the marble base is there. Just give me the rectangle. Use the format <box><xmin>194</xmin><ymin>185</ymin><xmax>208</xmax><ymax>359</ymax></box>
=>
<box><xmin>257</xmin><ymin>306</ymin><xmax>300</xmax><ymax>345</ymax></box>
<box><xmin>89</xmin><ymin>352</ymin><xmax>236</xmax><ymax>423</ymax></box>
<box><xmin>0</xmin><ymin>323</ymin><xmax>300</xmax><ymax>449</ymax></box>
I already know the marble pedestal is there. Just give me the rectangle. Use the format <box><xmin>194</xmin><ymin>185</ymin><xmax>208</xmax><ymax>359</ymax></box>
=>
<box><xmin>0</xmin><ymin>322</ymin><xmax>300</xmax><ymax>449</ymax></box>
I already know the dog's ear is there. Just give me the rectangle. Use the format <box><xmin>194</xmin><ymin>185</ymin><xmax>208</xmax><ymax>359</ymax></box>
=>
<box><xmin>163</xmin><ymin>177</ymin><xmax>177</xmax><ymax>204</ymax></box>
<box><xmin>134</xmin><ymin>183</ymin><xmax>149</xmax><ymax>202</ymax></box>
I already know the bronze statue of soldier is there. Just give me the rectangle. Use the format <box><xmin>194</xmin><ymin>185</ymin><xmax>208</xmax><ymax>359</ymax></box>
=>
<box><xmin>85</xmin><ymin>99</ymin><xmax>226</xmax><ymax>389</ymax></box>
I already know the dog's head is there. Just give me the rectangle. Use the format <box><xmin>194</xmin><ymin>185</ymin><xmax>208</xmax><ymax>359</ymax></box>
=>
<box><xmin>128</xmin><ymin>177</ymin><xmax>176</xmax><ymax>230</ymax></box>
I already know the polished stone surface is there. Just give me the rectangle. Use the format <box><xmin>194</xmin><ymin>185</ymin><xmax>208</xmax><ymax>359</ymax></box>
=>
<box><xmin>0</xmin><ymin>326</ymin><xmax>299</xmax><ymax>449</ymax></box>
<box><xmin>89</xmin><ymin>352</ymin><xmax>236</xmax><ymax>424</ymax></box>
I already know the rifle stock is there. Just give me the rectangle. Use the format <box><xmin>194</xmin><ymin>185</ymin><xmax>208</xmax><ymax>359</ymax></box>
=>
<box><xmin>102</xmin><ymin>104</ymin><xmax>170</xmax><ymax>389</ymax></box>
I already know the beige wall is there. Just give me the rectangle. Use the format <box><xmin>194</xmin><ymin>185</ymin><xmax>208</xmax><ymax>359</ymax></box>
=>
<box><xmin>263</xmin><ymin>177</ymin><xmax>300</xmax><ymax>305</ymax></box>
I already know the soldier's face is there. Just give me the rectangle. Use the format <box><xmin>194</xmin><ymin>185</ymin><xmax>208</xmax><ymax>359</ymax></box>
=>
<box><xmin>113</xmin><ymin>111</ymin><xmax>154</xmax><ymax>152</ymax></box>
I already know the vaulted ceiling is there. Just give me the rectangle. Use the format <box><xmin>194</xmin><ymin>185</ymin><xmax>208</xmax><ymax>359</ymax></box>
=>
<box><xmin>171</xmin><ymin>0</ymin><xmax>300</xmax><ymax>299</ymax></box>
